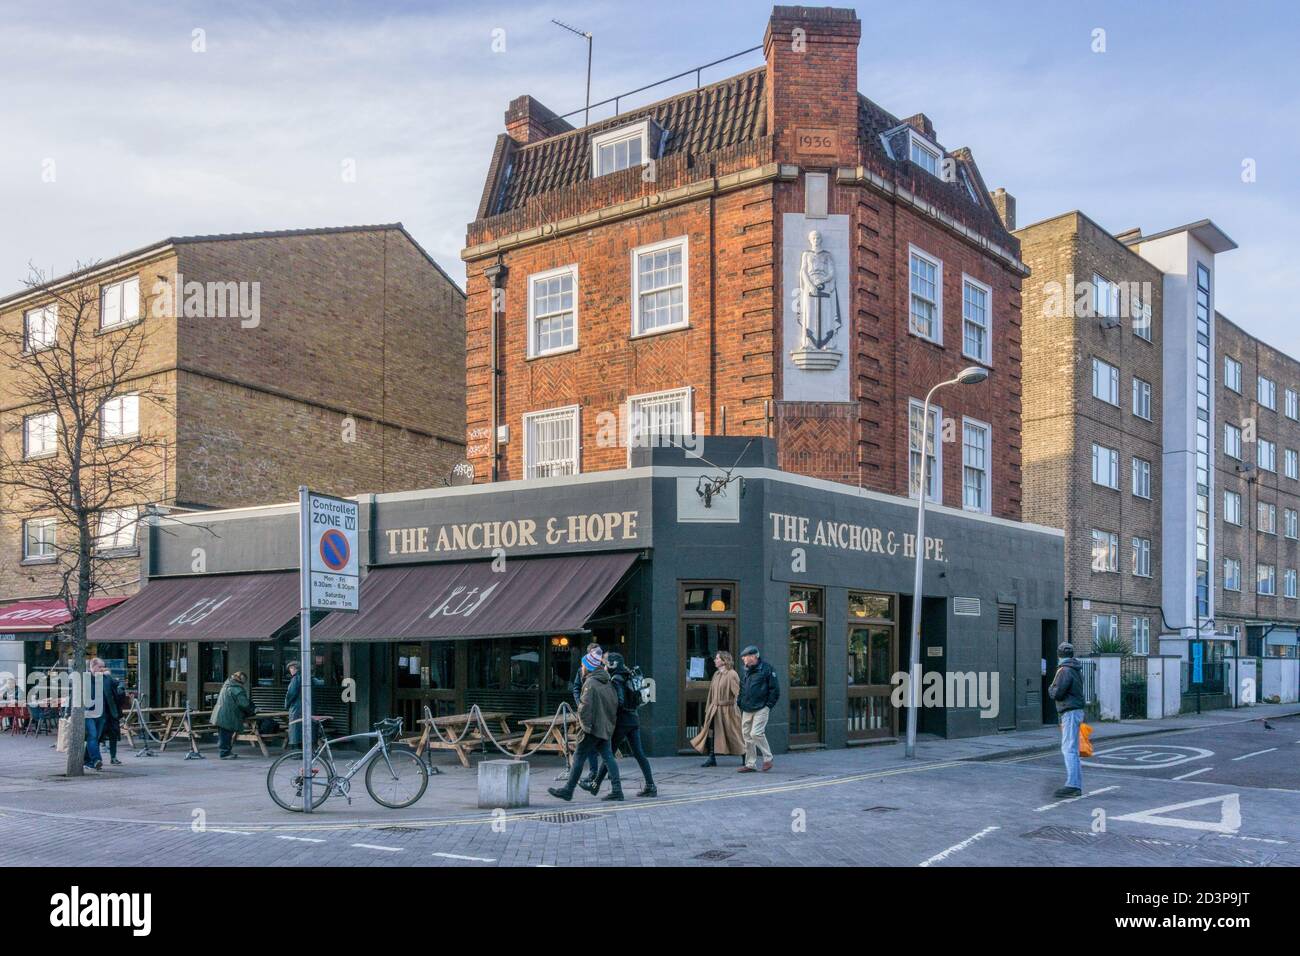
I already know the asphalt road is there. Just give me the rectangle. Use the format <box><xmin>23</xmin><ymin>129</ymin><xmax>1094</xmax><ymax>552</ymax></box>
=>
<box><xmin>0</xmin><ymin>715</ymin><xmax>1296</xmax><ymax>867</ymax></box>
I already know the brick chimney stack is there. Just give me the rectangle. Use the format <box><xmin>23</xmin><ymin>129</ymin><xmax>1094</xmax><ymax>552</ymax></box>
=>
<box><xmin>764</xmin><ymin>6</ymin><xmax>862</xmax><ymax>166</ymax></box>
<box><xmin>504</xmin><ymin>95</ymin><xmax>572</xmax><ymax>145</ymax></box>
<box><xmin>991</xmin><ymin>187</ymin><xmax>1017</xmax><ymax>232</ymax></box>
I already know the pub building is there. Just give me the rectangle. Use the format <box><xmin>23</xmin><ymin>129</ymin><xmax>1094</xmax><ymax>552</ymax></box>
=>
<box><xmin>87</xmin><ymin>439</ymin><xmax>1063</xmax><ymax>754</ymax></box>
<box><xmin>0</xmin><ymin>598</ymin><xmax>132</xmax><ymax>692</ymax></box>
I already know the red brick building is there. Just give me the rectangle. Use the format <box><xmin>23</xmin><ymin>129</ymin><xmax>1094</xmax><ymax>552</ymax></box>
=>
<box><xmin>463</xmin><ymin>4</ymin><xmax>1027</xmax><ymax>519</ymax></box>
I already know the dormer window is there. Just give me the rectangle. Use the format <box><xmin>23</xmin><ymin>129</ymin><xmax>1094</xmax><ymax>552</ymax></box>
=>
<box><xmin>590</xmin><ymin>120</ymin><xmax>657</xmax><ymax>178</ymax></box>
<box><xmin>908</xmin><ymin>134</ymin><xmax>940</xmax><ymax>176</ymax></box>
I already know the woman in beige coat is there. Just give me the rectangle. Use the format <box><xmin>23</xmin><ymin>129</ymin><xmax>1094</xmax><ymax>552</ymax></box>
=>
<box><xmin>691</xmin><ymin>650</ymin><xmax>745</xmax><ymax>766</ymax></box>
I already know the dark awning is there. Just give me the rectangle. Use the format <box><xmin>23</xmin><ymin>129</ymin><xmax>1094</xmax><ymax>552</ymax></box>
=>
<box><xmin>87</xmin><ymin>571</ymin><xmax>300</xmax><ymax>643</ymax></box>
<box><xmin>0</xmin><ymin>597</ymin><xmax>128</xmax><ymax>637</ymax></box>
<box><xmin>312</xmin><ymin>552</ymin><xmax>638</xmax><ymax>643</ymax></box>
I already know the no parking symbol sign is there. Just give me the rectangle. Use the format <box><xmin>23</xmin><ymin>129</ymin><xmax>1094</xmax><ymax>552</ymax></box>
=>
<box><xmin>306</xmin><ymin>492</ymin><xmax>359</xmax><ymax>612</ymax></box>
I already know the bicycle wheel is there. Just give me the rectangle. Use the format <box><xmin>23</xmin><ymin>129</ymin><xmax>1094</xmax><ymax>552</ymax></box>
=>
<box><xmin>365</xmin><ymin>745</ymin><xmax>428</xmax><ymax>809</ymax></box>
<box><xmin>267</xmin><ymin>750</ymin><xmax>331</xmax><ymax>812</ymax></box>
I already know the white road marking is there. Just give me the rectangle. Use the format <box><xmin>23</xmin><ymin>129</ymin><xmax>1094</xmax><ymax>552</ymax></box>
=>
<box><xmin>1217</xmin><ymin>833</ymin><xmax>1287</xmax><ymax>846</ymax></box>
<box><xmin>1231</xmin><ymin>748</ymin><xmax>1277</xmax><ymax>761</ymax></box>
<box><xmin>205</xmin><ymin>828</ymin><xmax>251</xmax><ymax>835</ymax></box>
<box><xmin>432</xmin><ymin>851</ymin><xmax>496</xmax><ymax>862</ymax></box>
<box><xmin>918</xmin><ymin>826</ymin><xmax>999</xmax><ymax>867</ymax></box>
<box><xmin>1172</xmin><ymin>767</ymin><xmax>1214</xmax><ymax>781</ymax></box>
<box><xmin>1112</xmin><ymin>794</ymin><xmax>1242</xmax><ymax>834</ymax></box>
<box><xmin>276</xmin><ymin>835</ymin><xmax>325</xmax><ymax>844</ymax></box>
<box><xmin>1033</xmin><ymin>785</ymin><xmax>1118</xmax><ymax>812</ymax></box>
<box><xmin>351</xmin><ymin>843</ymin><xmax>403</xmax><ymax>853</ymax></box>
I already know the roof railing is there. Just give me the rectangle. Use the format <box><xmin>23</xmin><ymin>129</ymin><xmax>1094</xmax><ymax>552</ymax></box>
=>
<box><xmin>558</xmin><ymin>45</ymin><xmax>763</xmax><ymax>123</ymax></box>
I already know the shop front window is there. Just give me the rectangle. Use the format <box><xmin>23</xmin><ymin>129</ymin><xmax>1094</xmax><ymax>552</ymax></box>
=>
<box><xmin>679</xmin><ymin>581</ymin><xmax>737</xmax><ymax>747</ymax></box>
<box><xmin>788</xmin><ymin>587</ymin><xmax>823</xmax><ymax>745</ymax></box>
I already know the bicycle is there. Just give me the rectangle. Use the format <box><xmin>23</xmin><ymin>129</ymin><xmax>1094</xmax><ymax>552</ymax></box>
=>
<box><xmin>266</xmin><ymin>717</ymin><xmax>428</xmax><ymax>811</ymax></box>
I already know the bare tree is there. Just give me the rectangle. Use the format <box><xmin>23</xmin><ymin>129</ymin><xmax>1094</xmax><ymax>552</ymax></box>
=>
<box><xmin>0</xmin><ymin>264</ymin><xmax>168</xmax><ymax>776</ymax></box>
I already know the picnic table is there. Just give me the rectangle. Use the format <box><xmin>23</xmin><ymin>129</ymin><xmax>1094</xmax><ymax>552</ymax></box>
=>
<box><xmin>234</xmin><ymin>710</ymin><xmax>291</xmax><ymax>757</ymax></box>
<box><xmin>515</xmin><ymin>711</ymin><xmax>581</xmax><ymax>757</ymax></box>
<box><xmin>403</xmin><ymin>710</ymin><xmax>522</xmax><ymax>768</ymax></box>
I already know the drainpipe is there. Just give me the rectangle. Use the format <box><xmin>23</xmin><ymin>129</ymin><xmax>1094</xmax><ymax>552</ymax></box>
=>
<box><xmin>483</xmin><ymin>259</ymin><xmax>508</xmax><ymax>483</ymax></box>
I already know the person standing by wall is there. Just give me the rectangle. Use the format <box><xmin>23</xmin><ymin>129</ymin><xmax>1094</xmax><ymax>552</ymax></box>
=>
<box><xmin>1048</xmin><ymin>642</ymin><xmax>1086</xmax><ymax>798</ymax></box>
<box><xmin>691</xmin><ymin>650</ymin><xmax>744</xmax><ymax>767</ymax></box>
<box><xmin>737</xmin><ymin>645</ymin><xmax>779</xmax><ymax>773</ymax></box>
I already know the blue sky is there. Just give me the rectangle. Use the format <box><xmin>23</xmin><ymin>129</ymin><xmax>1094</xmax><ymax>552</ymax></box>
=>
<box><xmin>2</xmin><ymin>0</ymin><xmax>1297</xmax><ymax>350</ymax></box>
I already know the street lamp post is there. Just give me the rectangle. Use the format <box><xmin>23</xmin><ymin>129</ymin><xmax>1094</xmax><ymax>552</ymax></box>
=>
<box><xmin>905</xmin><ymin>366</ymin><xmax>989</xmax><ymax>759</ymax></box>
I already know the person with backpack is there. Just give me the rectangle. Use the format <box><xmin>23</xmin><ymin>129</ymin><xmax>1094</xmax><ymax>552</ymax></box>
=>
<box><xmin>211</xmin><ymin>672</ymin><xmax>255</xmax><ymax>760</ymax></box>
<box><xmin>548</xmin><ymin>648</ymin><xmax>623</xmax><ymax>802</ymax></box>
<box><xmin>737</xmin><ymin>644</ymin><xmax>779</xmax><ymax>773</ymax></box>
<box><xmin>1047</xmin><ymin>642</ymin><xmax>1086</xmax><ymax>798</ymax></box>
<box><xmin>570</xmin><ymin>643</ymin><xmax>602</xmax><ymax>790</ymax></box>
<box><xmin>586</xmin><ymin>653</ymin><xmax>656</xmax><ymax>798</ymax></box>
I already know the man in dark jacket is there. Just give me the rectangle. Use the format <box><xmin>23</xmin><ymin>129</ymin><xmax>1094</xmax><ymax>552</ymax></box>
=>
<box><xmin>737</xmin><ymin>644</ymin><xmax>779</xmax><ymax>773</ymax></box>
<box><xmin>587</xmin><ymin>654</ymin><xmax>656</xmax><ymax>798</ymax></box>
<box><xmin>549</xmin><ymin>649</ymin><xmax>624</xmax><ymax>802</ymax></box>
<box><xmin>284</xmin><ymin>662</ymin><xmax>324</xmax><ymax>748</ymax></box>
<box><xmin>1048</xmin><ymin>642</ymin><xmax>1086</xmax><ymax>797</ymax></box>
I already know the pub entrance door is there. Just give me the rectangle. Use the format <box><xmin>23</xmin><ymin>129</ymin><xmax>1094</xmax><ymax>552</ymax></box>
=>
<box><xmin>393</xmin><ymin>641</ymin><xmax>460</xmax><ymax>729</ymax></box>
<box><xmin>787</xmin><ymin>586</ymin><xmax>824</xmax><ymax>747</ymax></box>
<box><xmin>847</xmin><ymin>591</ymin><xmax>898</xmax><ymax>741</ymax></box>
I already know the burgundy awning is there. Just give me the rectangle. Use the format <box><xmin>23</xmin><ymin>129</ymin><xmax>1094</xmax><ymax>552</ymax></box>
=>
<box><xmin>0</xmin><ymin>597</ymin><xmax>129</xmax><ymax>635</ymax></box>
<box><xmin>312</xmin><ymin>552</ymin><xmax>639</xmax><ymax>643</ymax></box>
<box><xmin>86</xmin><ymin>571</ymin><xmax>300</xmax><ymax>643</ymax></box>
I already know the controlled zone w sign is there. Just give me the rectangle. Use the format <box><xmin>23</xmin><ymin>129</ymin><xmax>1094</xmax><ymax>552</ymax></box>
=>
<box><xmin>308</xmin><ymin>492</ymin><xmax>359</xmax><ymax>611</ymax></box>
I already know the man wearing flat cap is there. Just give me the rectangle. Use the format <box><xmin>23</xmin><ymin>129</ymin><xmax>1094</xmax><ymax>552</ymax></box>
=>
<box><xmin>736</xmin><ymin>645</ymin><xmax>779</xmax><ymax>773</ymax></box>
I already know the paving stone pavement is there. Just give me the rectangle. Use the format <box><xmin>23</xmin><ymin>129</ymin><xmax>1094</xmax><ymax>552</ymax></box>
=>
<box><xmin>1</xmin><ymin>705</ymin><xmax>1297</xmax><ymax>867</ymax></box>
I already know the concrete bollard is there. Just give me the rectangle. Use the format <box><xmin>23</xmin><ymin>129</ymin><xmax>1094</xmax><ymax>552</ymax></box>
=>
<box><xmin>478</xmin><ymin>759</ymin><xmax>529</xmax><ymax>809</ymax></box>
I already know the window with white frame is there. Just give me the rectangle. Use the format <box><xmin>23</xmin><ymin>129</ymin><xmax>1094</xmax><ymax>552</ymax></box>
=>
<box><xmin>527</xmin><ymin>265</ymin><xmax>577</xmax><ymax>357</ymax></box>
<box><xmin>907</xmin><ymin>131</ymin><xmax>941</xmax><ymax>176</ymax></box>
<box><xmin>1224</xmin><ymin>422</ymin><xmax>1242</xmax><ymax>459</ymax></box>
<box><xmin>23</xmin><ymin>411</ymin><xmax>57</xmax><ymax>458</ymax></box>
<box><xmin>100</xmin><ymin>394</ymin><xmax>139</xmax><ymax>442</ymax></box>
<box><xmin>96</xmin><ymin>507</ymin><xmax>137</xmax><ymax>552</ymax></box>
<box><xmin>1131</xmin><ymin>457</ymin><xmax>1152</xmax><ymax>499</ymax></box>
<box><xmin>961</xmin><ymin>418</ymin><xmax>990</xmax><ymax>513</ymax></box>
<box><xmin>908</xmin><ymin>400</ymin><xmax>942</xmax><ymax>503</ymax></box>
<box><xmin>1224</xmin><ymin>356</ymin><xmax>1242</xmax><ymax>392</ymax></box>
<box><xmin>1091</xmin><ymin>443</ymin><xmax>1119</xmax><ymax>489</ymax></box>
<box><xmin>1257</xmin><ymin>564</ymin><xmax>1277</xmax><ymax>595</ymax></box>
<box><xmin>1131</xmin><ymin>536</ymin><xmax>1152</xmax><ymax>577</ymax></box>
<box><xmin>22</xmin><ymin>517</ymin><xmax>56</xmax><ymax>561</ymax></box>
<box><xmin>100</xmin><ymin>276</ymin><xmax>140</xmax><ymax>330</ymax></box>
<box><xmin>1132</xmin><ymin>377</ymin><xmax>1152</xmax><ymax>420</ymax></box>
<box><xmin>1287</xmin><ymin>388</ymin><xmax>1299</xmax><ymax>420</ymax></box>
<box><xmin>1287</xmin><ymin>448</ymin><xmax>1299</xmax><ymax>480</ymax></box>
<box><xmin>961</xmin><ymin>276</ymin><xmax>990</xmax><ymax>364</ymax></box>
<box><xmin>590</xmin><ymin>121</ymin><xmax>650</xmax><ymax>177</ymax></box>
<box><xmin>1258</xmin><ymin>437</ymin><xmax>1276</xmax><ymax>472</ymax></box>
<box><xmin>1133</xmin><ymin>297</ymin><xmax>1153</xmax><ymax>342</ymax></box>
<box><xmin>1092</xmin><ymin>613</ymin><xmax>1119</xmax><ymax>644</ymax></box>
<box><xmin>1224</xmin><ymin>489</ymin><xmax>1243</xmax><ymax>525</ymax></box>
<box><xmin>627</xmin><ymin>387</ymin><xmax>691</xmax><ymax>456</ymax></box>
<box><xmin>1224</xmin><ymin>558</ymin><xmax>1241</xmax><ymax>591</ymax></box>
<box><xmin>631</xmin><ymin>237</ymin><xmax>688</xmax><ymax>336</ymax></box>
<box><xmin>1091</xmin><ymin>358</ymin><xmax>1119</xmax><ymax>405</ymax></box>
<box><xmin>1132</xmin><ymin>617</ymin><xmax>1151</xmax><ymax>655</ymax></box>
<box><xmin>24</xmin><ymin>304</ymin><xmax>57</xmax><ymax>351</ymax></box>
<box><xmin>908</xmin><ymin>248</ymin><xmax>941</xmax><ymax>342</ymax></box>
<box><xmin>1286</xmin><ymin>508</ymin><xmax>1298</xmax><ymax>539</ymax></box>
<box><xmin>1091</xmin><ymin>529</ymin><xmax>1119</xmax><ymax>572</ymax></box>
<box><xmin>1287</xmin><ymin>569</ymin><xmax>1298</xmax><ymax>599</ymax></box>
<box><xmin>1258</xmin><ymin>376</ymin><xmax>1277</xmax><ymax>410</ymax></box>
<box><xmin>1092</xmin><ymin>274</ymin><xmax>1120</xmax><ymax>320</ymax></box>
<box><xmin>523</xmin><ymin>406</ymin><xmax>580</xmax><ymax>479</ymax></box>
<box><xmin>1258</xmin><ymin>501</ymin><xmax>1277</xmax><ymax>534</ymax></box>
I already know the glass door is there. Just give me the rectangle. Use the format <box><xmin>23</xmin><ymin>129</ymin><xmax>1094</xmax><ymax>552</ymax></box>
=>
<box><xmin>847</xmin><ymin>591</ymin><xmax>897</xmax><ymax>741</ymax></box>
<box><xmin>788</xmin><ymin>587</ymin><xmax>824</xmax><ymax>747</ymax></box>
<box><xmin>394</xmin><ymin>641</ymin><xmax>458</xmax><ymax>730</ymax></box>
<box><xmin>678</xmin><ymin>582</ymin><xmax>737</xmax><ymax>748</ymax></box>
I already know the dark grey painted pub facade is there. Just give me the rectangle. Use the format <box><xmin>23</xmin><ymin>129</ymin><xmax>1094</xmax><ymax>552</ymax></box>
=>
<box><xmin>90</xmin><ymin>439</ymin><xmax>1065</xmax><ymax>754</ymax></box>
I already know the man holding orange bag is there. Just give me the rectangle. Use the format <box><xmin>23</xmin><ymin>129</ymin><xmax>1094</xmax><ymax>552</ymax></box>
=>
<box><xmin>1048</xmin><ymin>642</ymin><xmax>1086</xmax><ymax>798</ymax></box>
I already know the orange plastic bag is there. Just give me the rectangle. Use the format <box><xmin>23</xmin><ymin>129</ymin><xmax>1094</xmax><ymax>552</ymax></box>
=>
<box><xmin>1078</xmin><ymin>722</ymin><xmax>1094</xmax><ymax>758</ymax></box>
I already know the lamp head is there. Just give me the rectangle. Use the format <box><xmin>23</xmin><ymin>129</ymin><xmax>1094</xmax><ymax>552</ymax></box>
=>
<box><xmin>956</xmin><ymin>366</ymin><xmax>989</xmax><ymax>385</ymax></box>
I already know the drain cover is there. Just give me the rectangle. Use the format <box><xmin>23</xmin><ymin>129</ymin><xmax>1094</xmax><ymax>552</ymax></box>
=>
<box><xmin>693</xmin><ymin>849</ymin><xmax>736</xmax><ymax>861</ymax></box>
<box><xmin>535</xmin><ymin>811</ymin><xmax>596</xmax><ymax>824</ymax></box>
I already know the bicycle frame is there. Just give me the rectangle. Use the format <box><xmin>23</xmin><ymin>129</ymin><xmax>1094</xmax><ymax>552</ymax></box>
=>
<box><xmin>307</xmin><ymin>729</ymin><xmax>398</xmax><ymax>795</ymax></box>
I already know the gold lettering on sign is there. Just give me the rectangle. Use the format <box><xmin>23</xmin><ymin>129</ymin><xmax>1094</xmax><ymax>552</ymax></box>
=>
<box><xmin>385</xmin><ymin>512</ymin><xmax>640</xmax><ymax>557</ymax></box>
<box><xmin>794</xmin><ymin>127</ymin><xmax>839</xmax><ymax>156</ymax></box>
<box><xmin>768</xmin><ymin>511</ymin><xmax>945</xmax><ymax>563</ymax></box>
